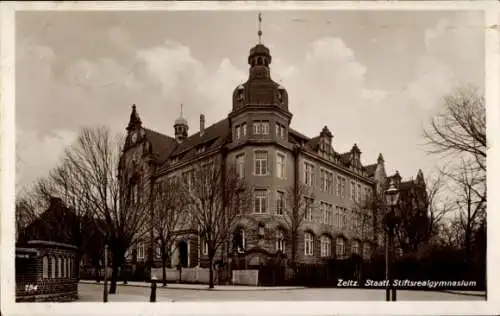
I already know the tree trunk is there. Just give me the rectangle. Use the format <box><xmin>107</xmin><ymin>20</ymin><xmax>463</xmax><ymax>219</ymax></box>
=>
<box><xmin>208</xmin><ymin>257</ymin><xmax>214</xmax><ymax>289</ymax></box>
<box><xmin>108</xmin><ymin>264</ymin><xmax>119</xmax><ymax>294</ymax></box>
<box><xmin>162</xmin><ymin>256</ymin><xmax>167</xmax><ymax>287</ymax></box>
<box><xmin>95</xmin><ymin>264</ymin><xmax>101</xmax><ymax>283</ymax></box>
<box><xmin>291</xmin><ymin>232</ymin><xmax>298</xmax><ymax>273</ymax></box>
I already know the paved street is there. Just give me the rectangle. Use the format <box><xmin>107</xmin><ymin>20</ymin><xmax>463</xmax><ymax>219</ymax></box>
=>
<box><xmin>78</xmin><ymin>282</ymin><xmax>485</xmax><ymax>302</ymax></box>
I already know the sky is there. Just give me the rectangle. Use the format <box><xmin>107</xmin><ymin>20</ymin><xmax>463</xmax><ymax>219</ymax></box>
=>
<box><xmin>15</xmin><ymin>9</ymin><xmax>485</xmax><ymax>191</ymax></box>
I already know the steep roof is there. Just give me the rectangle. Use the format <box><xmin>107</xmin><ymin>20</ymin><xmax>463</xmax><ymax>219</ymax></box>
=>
<box><xmin>144</xmin><ymin>128</ymin><xmax>177</xmax><ymax>163</ymax></box>
<box><xmin>153</xmin><ymin>118</ymin><xmax>230</xmax><ymax>174</ymax></box>
<box><xmin>363</xmin><ymin>163</ymin><xmax>378</xmax><ymax>177</ymax></box>
<box><xmin>169</xmin><ymin>118</ymin><xmax>229</xmax><ymax>157</ymax></box>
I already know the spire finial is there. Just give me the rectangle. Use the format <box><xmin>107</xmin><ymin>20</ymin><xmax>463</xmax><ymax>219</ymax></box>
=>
<box><xmin>258</xmin><ymin>12</ymin><xmax>263</xmax><ymax>44</ymax></box>
<box><xmin>180</xmin><ymin>103</ymin><xmax>184</xmax><ymax>117</ymax></box>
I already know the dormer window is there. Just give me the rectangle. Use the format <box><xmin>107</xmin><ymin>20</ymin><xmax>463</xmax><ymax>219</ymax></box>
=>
<box><xmin>197</xmin><ymin>146</ymin><xmax>205</xmax><ymax>154</ymax></box>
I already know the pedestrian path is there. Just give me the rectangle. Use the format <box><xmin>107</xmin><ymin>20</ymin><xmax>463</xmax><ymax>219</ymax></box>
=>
<box><xmin>79</xmin><ymin>280</ymin><xmax>304</xmax><ymax>291</ymax></box>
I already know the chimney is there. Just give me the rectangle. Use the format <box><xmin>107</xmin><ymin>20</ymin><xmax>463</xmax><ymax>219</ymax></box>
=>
<box><xmin>200</xmin><ymin>114</ymin><xmax>205</xmax><ymax>137</ymax></box>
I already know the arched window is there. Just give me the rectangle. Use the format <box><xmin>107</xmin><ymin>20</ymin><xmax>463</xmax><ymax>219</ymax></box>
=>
<box><xmin>58</xmin><ymin>257</ymin><xmax>62</xmax><ymax>278</ymax></box>
<box><xmin>304</xmin><ymin>232</ymin><xmax>314</xmax><ymax>256</ymax></box>
<box><xmin>351</xmin><ymin>240</ymin><xmax>360</xmax><ymax>255</ymax></box>
<box><xmin>42</xmin><ymin>256</ymin><xmax>49</xmax><ymax>279</ymax></box>
<box><xmin>233</xmin><ymin>228</ymin><xmax>245</xmax><ymax>252</ymax></box>
<box><xmin>363</xmin><ymin>243</ymin><xmax>371</xmax><ymax>260</ymax></box>
<box><xmin>51</xmin><ymin>257</ymin><xmax>56</xmax><ymax>278</ymax></box>
<box><xmin>276</xmin><ymin>229</ymin><xmax>285</xmax><ymax>253</ymax></box>
<box><xmin>320</xmin><ymin>235</ymin><xmax>332</xmax><ymax>257</ymax></box>
<box><xmin>336</xmin><ymin>237</ymin><xmax>346</xmax><ymax>258</ymax></box>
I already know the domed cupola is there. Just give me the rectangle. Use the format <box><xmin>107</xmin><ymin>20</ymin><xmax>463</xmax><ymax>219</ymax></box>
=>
<box><xmin>231</xmin><ymin>13</ymin><xmax>290</xmax><ymax>114</ymax></box>
<box><xmin>174</xmin><ymin>104</ymin><xmax>189</xmax><ymax>143</ymax></box>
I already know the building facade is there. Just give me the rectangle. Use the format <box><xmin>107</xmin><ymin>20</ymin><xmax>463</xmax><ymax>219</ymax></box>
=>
<box><xmin>119</xmin><ymin>34</ymin><xmax>427</xmax><ymax>270</ymax></box>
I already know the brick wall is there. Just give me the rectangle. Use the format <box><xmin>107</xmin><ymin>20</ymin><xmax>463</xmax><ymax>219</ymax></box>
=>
<box><xmin>16</xmin><ymin>240</ymin><xmax>78</xmax><ymax>302</ymax></box>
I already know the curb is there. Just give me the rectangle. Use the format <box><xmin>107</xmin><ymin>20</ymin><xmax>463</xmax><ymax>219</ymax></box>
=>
<box><xmin>79</xmin><ymin>281</ymin><xmax>486</xmax><ymax>296</ymax></box>
<box><xmin>441</xmin><ymin>290</ymin><xmax>486</xmax><ymax>298</ymax></box>
<box><xmin>79</xmin><ymin>280</ymin><xmax>304</xmax><ymax>291</ymax></box>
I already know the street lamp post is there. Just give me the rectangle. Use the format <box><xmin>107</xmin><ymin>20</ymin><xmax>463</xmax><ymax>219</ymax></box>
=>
<box><xmin>384</xmin><ymin>179</ymin><xmax>400</xmax><ymax>302</ymax></box>
<box><xmin>103</xmin><ymin>243</ymin><xmax>108</xmax><ymax>303</ymax></box>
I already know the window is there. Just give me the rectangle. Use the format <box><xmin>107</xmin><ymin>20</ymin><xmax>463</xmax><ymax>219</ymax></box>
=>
<box><xmin>276</xmin><ymin>152</ymin><xmax>286</xmax><ymax>178</ymax></box>
<box><xmin>363</xmin><ymin>243</ymin><xmax>371</xmax><ymax>260</ymax></box>
<box><xmin>320</xmin><ymin>170</ymin><xmax>326</xmax><ymax>191</ymax></box>
<box><xmin>351</xmin><ymin>181</ymin><xmax>356</xmax><ymax>201</ymax></box>
<box><xmin>357</xmin><ymin>184</ymin><xmax>362</xmax><ymax>202</ymax></box>
<box><xmin>137</xmin><ymin>242</ymin><xmax>145</xmax><ymax>260</ymax></box>
<box><xmin>236</xmin><ymin>153</ymin><xmax>245</xmax><ymax>178</ymax></box>
<box><xmin>354</xmin><ymin>213</ymin><xmax>361</xmax><ymax>231</ymax></box>
<box><xmin>336</xmin><ymin>238</ymin><xmax>346</xmax><ymax>258</ymax></box>
<box><xmin>253</xmin><ymin>121</ymin><xmax>270</xmax><ymax>135</ymax></box>
<box><xmin>236</xmin><ymin>126</ymin><xmax>241</xmax><ymax>139</ymax></box>
<box><xmin>304</xmin><ymin>232</ymin><xmax>314</xmax><ymax>256</ymax></box>
<box><xmin>320</xmin><ymin>169</ymin><xmax>333</xmax><ymax>192</ymax></box>
<box><xmin>341</xmin><ymin>178</ymin><xmax>346</xmax><ymax>198</ymax></box>
<box><xmin>352</xmin><ymin>240</ymin><xmax>360</xmax><ymax>255</ymax></box>
<box><xmin>276</xmin><ymin>191</ymin><xmax>285</xmax><ymax>215</ymax></box>
<box><xmin>51</xmin><ymin>257</ymin><xmax>56</xmax><ymax>278</ymax></box>
<box><xmin>235</xmin><ymin>123</ymin><xmax>247</xmax><ymax>139</ymax></box>
<box><xmin>320</xmin><ymin>202</ymin><xmax>332</xmax><ymax>225</ymax></box>
<box><xmin>304</xmin><ymin>162</ymin><xmax>314</xmax><ymax>186</ymax></box>
<box><xmin>304</xmin><ymin>197</ymin><xmax>313</xmax><ymax>221</ymax></box>
<box><xmin>326</xmin><ymin>171</ymin><xmax>333</xmax><ymax>193</ymax></box>
<box><xmin>182</xmin><ymin>170</ymin><xmax>194</xmax><ymax>192</ymax></box>
<box><xmin>276</xmin><ymin>229</ymin><xmax>286</xmax><ymax>252</ymax></box>
<box><xmin>320</xmin><ymin>235</ymin><xmax>332</xmax><ymax>257</ymax></box>
<box><xmin>202</xmin><ymin>240</ymin><xmax>209</xmax><ymax>255</ymax></box>
<box><xmin>337</xmin><ymin>176</ymin><xmax>342</xmax><ymax>196</ymax></box>
<box><xmin>336</xmin><ymin>206</ymin><xmax>347</xmax><ymax>229</ymax></box>
<box><xmin>234</xmin><ymin>228</ymin><xmax>246</xmax><ymax>251</ymax></box>
<box><xmin>258</xmin><ymin>223</ymin><xmax>265</xmax><ymax>236</ymax></box>
<box><xmin>254</xmin><ymin>151</ymin><xmax>268</xmax><ymax>176</ymax></box>
<box><xmin>254</xmin><ymin>189</ymin><xmax>268</xmax><ymax>213</ymax></box>
<box><xmin>275</xmin><ymin>123</ymin><xmax>286</xmax><ymax>139</ymax></box>
<box><xmin>156</xmin><ymin>244</ymin><xmax>161</xmax><ymax>259</ymax></box>
<box><xmin>42</xmin><ymin>256</ymin><xmax>48</xmax><ymax>279</ymax></box>
<box><xmin>69</xmin><ymin>258</ymin><xmax>72</xmax><ymax>279</ymax></box>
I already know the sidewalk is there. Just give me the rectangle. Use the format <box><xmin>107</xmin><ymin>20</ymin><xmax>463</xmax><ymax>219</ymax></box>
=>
<box><xmin>79</xmin><ymin>280</ymin><xmax>305</xmax><ymax>291</ymax></box>
<box><xmin>442</xmin><ymin>290</ymin><xmax>486</xmax><ymax>297</ymax></box>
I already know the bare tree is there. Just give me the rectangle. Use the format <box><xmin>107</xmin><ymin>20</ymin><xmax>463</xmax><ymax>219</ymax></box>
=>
<box><xmin>424</xmin><ymin>85</ymin><xmax>486</xmax><ymax>176</ymax></box>
<box><xmin>15</xmin><ymin>192</ymin><xmax>38</xmax><ymax>241</ymax></box>
<box><xmin>442</xmin><ymin>159</ymin><xmax>486</xmax><ymax>264</ymax></box>
<box><xmin>152</xmin><ymin>176</ymin><xmax>189</xmax><ymax>286</ymax></box>
<box><xmin>280</xmin><ymin>182</ymin><xmax>315</xmax><ymax>271</ymax></box>
<box><xmin>184</xmin><ymin>157</ymin><xmax>250</xmax><ymax>289</ymax></box>
<box><xmin>15</xmin><ymin>178</ymin><xmax>57</xmax><ymax>242</ymax></box>
<box><xmin>395</xmin><ymin>176</ymin><xmax>452</xmax><ymax>254</ymax></box>
<box><xmin>61</xmin><ymin>127</ymin><xmax>151</xmax><ymax>294</ymax></box>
